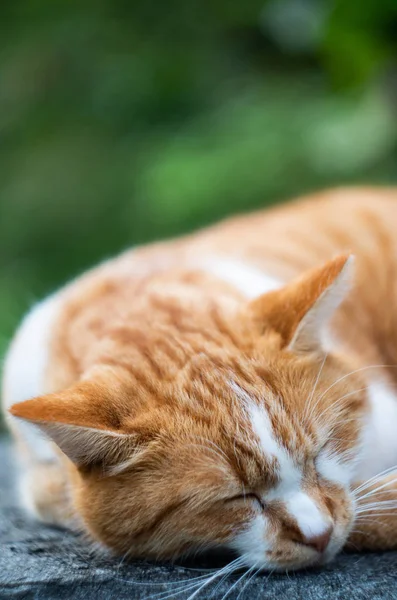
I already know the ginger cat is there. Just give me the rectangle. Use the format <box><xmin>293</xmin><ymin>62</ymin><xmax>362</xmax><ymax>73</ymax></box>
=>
<box><xmin>3</xmin><ymin>187</ymin><xmax>397</xmax><ymax>572</ymax></box>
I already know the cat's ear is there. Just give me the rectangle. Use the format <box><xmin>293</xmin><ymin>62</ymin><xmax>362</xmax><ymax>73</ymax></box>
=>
<box><xmin>249</xmin><ymin>254</ymin><xmax>354</xmax><ymax>353</ymax></box>
<box><xmin>9</xmin><ymin>376</ymin><xmax>137</xmax><ymax>470</ymax></box>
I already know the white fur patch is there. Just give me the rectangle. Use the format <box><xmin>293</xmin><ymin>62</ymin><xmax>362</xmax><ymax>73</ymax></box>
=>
<box><xmin>230</xmin><ymin>384</ymin><xmax>302</xmax><ymax>492</ymax></box>
<box><xmin>246</xmin><ymin>400</ymin><xmax>330</xmax><ymax>539</ymax></box>
<box><xmin>248</xmin><ymin>402</ymin><xmax>301</xmax><ymax>492</ymax></box>
<box><xmin>3</xmin><ymin>294</ymin><xmax>61</xmax><ymax>462</ymax></box>
<box><xmin>249</xmin><ymin>403</ymin><xmax>284</xmax><ymax>461</ymax></box>
<box><xmin>316</xmin><ymin>449</ymin><xmax>352</xmax><ymax>488</ymax></box>
<box><xmin>286</xmin><ymin>491</ymin><xmax>331</xmax><ymax>539</ymax></box>
<box><xmin>200</xmin><ymin>257</ymin><xmax>281</xmax><ymax>299</ymax></box>
<box><xmin>355</xmin><ymin>379</ymin><xmax>397</xmax><ymax>481</ymax></box>
<box><xmin>231</xmin><ymin>515</ymin><xmax>272</xmax><ymax>565</ymax></box>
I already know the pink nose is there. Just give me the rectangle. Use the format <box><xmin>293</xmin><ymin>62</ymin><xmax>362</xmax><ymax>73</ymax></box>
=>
<box><xmin>302</xmin><ymin>527</ymin><xmax>332</xmax><ymax>554</ymax></box>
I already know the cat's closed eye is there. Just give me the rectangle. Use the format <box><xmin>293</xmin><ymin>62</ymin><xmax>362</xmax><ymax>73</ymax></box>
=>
<box><xmin>225</xmin><ymin>493</ymin><xmax>265</xmax><ymax>511</ymax></box>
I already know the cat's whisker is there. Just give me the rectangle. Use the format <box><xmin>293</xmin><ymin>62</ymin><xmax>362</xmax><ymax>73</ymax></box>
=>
<box><xmin>356</xmin><ymin>500</ymin><xmax>397</xmax><ymax>514</ymax></box>
<box><xmin>355</xmin><ymin>477</ymin><xmax>397</xmax><ymax>503</ymax></box>
<box><xmin>318</xmin><ymin>364</ymin><xmax>397</xmax><ymax>407</ymax></box>
<box><xmin>327</xmin><ymin>380</ymin><xmax>397</xmax><ymax>436</ymax></box>
<box><xmin>355</xmin><ymin>513</ymin><xmax>397</xmax><ymax>520</ymax></box>
<box><xmin>356</xmin><ymin>508</ymin><xmax>397</xmax><ymax>517</ymax></box>
<box><xmin>144</xmin><ymin>579</ymin><xmax>206</xmax><ymax>600</ymax></box>
<box><xmin>353</xmin><ymin>481</ymin><xmax>397</xmax><ymax>512</ymax></box>
<box><xmin>236</xmin><ymin>565</ymin><xmax>263</xmax><ymax>600</ymax></box>
<box><xmin>357</xmin><ymin>501</ymin><xmax>397</xmax><ymax>510</ymax></box>
<box><xmin>233</xmin><ymin>439</ymin><xmax>242</xmax><ymax>471</ymax></box>
<box><xmin>112</xmin><ymin>567</ymin><xmax>214</xmax><ymax>594</ymax></box>
<box><xmin>114</xmin><ymin>551</ymin><xmax>130</xmax><ymax>577</ymax></box>
<box><xmin>356</xmin><ymin>488</ymin><xmax>397</xmax><ymax>502</ymax></box>
<box><xmin>356</xmin><ymin>512</ymin><xmax>397</xmax><ymax>518</ymax></box>
<box><xmin>316</xmin><ymin>387</ymin><xmax>369</xmax><ymax>422</ymax></box>
<box><xmin>352</xmin><ymin>465</ymin><xmax>397</xmax><ymax>495</ymax></box>
<box><xmin>210</xmin><ymin>556</ymin><xmax>246</xmax><ymax>597</ymax></box>
<box><xmin>349</xmin><ymin>528</ymin><xmax>366</xmax><ymax>535</ymax></box>
<box><xmin>219</xmin><ymin>562</ymin><xmax>257</xmax><ymax>600</ymax></box>
<box><xmin>143</xmin><ymin>557</ymin><xmax>245</xmax><ymax>600</ymax></box>
<box><xmin>304</xmin><ymin>353</ymin><xmax>328</xmax><ymax>422</ymax></box>
<box><xmin>184</xmin><ymin>558</ymin><xmax>247</xmax><ymax>600</ymax></box>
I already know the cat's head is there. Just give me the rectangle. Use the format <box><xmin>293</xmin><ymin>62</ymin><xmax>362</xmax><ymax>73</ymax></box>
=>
<box><xmin>10</xmin><ymin>254</ymin><xmax>367</xmax><ymax>570</ymax></box>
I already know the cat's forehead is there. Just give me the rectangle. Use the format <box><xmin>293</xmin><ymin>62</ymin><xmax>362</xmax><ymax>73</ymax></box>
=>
<box><xmin>229</xmin><ymin>382</ymin><xmax>311</xmax><ymax>462</ymax></box>
<box><xmin>165</xmin><ymin>379</ymin><xmax>313</xmax><ymax>487</ymax></box>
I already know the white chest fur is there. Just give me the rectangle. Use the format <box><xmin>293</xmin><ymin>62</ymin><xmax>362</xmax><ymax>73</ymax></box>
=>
<box><xmin>355</xmin><ymin>380</ymin><xmax>397</xmax><ymax>481</ymax></box>
<box><xmin>2</xmin><ymin>294</ymin><xmax>61</xmax><ymax>462</ymax></box>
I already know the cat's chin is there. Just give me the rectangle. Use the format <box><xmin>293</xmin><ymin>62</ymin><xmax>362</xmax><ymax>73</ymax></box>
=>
<box><xmin>252</xmin><ymin>551</ymin><xmax>337</xmax><ymax>573</ymax></box>
<box><xmin>239</xmin><ymin>537</ymin><xmax>346</xmax><ymax>573</ymax></box>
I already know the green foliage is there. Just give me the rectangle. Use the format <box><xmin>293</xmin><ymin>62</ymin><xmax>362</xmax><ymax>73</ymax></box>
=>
<box><xmin>0</xmin><ymin>0</ymin><xmax>396</xmax><ymax>359</ymax></box>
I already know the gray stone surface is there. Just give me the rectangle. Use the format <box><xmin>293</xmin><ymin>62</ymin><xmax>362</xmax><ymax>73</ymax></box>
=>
<box><xmin>1</xmin><ymin>435</ymin><xmax>397</xmax><ymax>600</ymax></box>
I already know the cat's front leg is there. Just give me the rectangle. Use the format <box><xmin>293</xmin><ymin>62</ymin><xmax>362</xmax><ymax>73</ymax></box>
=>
<box><xmin>347</xmin><ymin>473</ymin><xmax>397</xmax><ymax>551</ymax></box>
<box><xmin>6</xmin><ymin>418</ymin><xmax>72</xmax><ymax>527</ymax></box>
<box><xmin>18</xmin><ymin>460</ymin><xmax>72</xmax><ymax>527</ymax></box>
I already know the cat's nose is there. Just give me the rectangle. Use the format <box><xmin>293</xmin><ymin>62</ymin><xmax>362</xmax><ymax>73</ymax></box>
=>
<box><xmin>301</xmin><ymin>527</ymin><xmax>332</xmax><ymax>554</ymax></box>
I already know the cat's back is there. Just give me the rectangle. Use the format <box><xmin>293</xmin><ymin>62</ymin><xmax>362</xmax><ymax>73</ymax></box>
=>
<box><xmin>195</xmin><ymin>186</ymin><xmax>397</xmax><ymax>370</ymax></box>
<box><xmin>194</xmin><ymin>186</ymin><xmax>397</xmax><ymax>278</ymax></box>
<box><xmin>5</xmin><ymin>186</ymin><xmax>397</xmax><ymax>402</ymax></box>
<box><xmin>56</xmin><ymin>186</ymin><xmax>397</xmax><ymax>380</ymax></box>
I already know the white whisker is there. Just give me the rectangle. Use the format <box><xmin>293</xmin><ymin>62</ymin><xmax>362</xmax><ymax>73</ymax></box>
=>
<box><xmin>317</xmin><ymin>386</ymin><xmax>368</xmax><ymax>421</ymax></box>
<box><xmin>357</xmin><ymin>488</ymin><xmax>397</xmax><ymax>502</ymax></box>
<box><xmin>210</xmin><ymin>557</ymin><xmax>246</xmax><ymax>597</ymax></box>
<box><xmin>220</xmin><ymin>563</ymin><xmax>256</xmax><ymax>600</ymax></box>
<box><xmin>356</xmin><ymin>478</ymin><xmax>397</xmax><ymax>503</ymax></box>
<box><xmin>317</xmin><ymin>364</ymin><xmax>397</xmax><ymax>407</ymax></box>
<box><xmin>185</xmin><ymin>558</ymin><xmax>245</xmax><ymax>600</ymax></box>
<box><xmin>145</xmin><ymin>557</ymin><xmax>245</xmax><ymax>600</ymax></box>
<box><xmin>352</xmin><ymin>465</ymin><xmax>397</xmax><ymax>496</ymax></box>
<box><xmin>236</xmin><ymin>565</ymin><xmax>261</xmax><ymax>600</ymax></box>
<box><xmin>356</xmin><ymin>515</ymin><xmax>397</xmax><ymax>520</ymax></box>
<box><xmin>356</xmin><ymin>501</ymin><xmax>397</xmax><ymax>514</ymax></box>
<box><xmin>304</xmin><ymin>353</ymin><xmax>328</xmax><ymax>421</ymax></box>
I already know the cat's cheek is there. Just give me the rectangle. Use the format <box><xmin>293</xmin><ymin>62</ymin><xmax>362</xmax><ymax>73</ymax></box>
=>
<box><xmin>66</xmin><ymin>475</ymin><xmax>136</xmax><ymax>556</ymax></box>
<box><xmin>229</xmin><ymin>514</ymin><xmax>275</xmax><ymax>567</ymax></box>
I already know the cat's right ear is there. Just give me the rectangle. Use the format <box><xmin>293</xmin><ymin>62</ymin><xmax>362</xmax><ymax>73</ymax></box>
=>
<box><xmin>248</xmin><ymin>254</ymin><xmax>354</xmax><ymax>354</ymax></box>
<box><xmin>9</xmin><ymin>375</ymin><xmax>143</xmax><ymax>472</ymax></box>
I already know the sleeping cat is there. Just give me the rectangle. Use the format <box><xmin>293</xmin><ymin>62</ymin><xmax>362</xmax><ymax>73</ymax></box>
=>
<box><xmin>3</xmin><ymin>186</ymin><xmax>397</xmax><ymax>572</ymax></box>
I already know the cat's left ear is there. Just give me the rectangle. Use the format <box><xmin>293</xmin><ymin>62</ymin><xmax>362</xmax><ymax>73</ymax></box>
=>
<box><xmin>8</xmin><ymin>373</ymin><xmax>143</xmax><ymax>472</ymax></box>
<box><xmin>248</xmin><ymin>254</ymin><xmax>354</xmax><ymax>353</ymax></box>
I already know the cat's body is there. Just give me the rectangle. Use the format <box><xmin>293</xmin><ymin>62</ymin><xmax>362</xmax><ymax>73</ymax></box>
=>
<box><xmin>4</xmin><ymin>187</ymin><xmax>397</xmax><ymax>569</ymax></box>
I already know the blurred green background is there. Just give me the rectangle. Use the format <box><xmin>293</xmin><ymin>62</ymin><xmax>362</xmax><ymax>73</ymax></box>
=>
<box><xmin>1</xmin><ymin>0</ymin><xmax>397</xmax><ymax>359</ymax></box>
